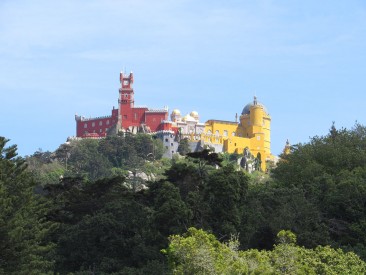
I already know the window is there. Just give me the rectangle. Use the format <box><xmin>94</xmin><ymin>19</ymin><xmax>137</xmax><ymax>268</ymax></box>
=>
<box><xmin>232</xmin><ymin>132</ymin><xmax>235</xmax><ymax>136</ymax></box>
<box><xmin>84</xmin><ymin>123</ymin><xmax>87</xmax><ymax>128</ymax></box>
<box><xmin>207</xmin><ymin>130</ymin><xmax>212</xmax><ymax>135</ymax></box>
<box><xmin>106</xmin><ymin>120</ymin><xmax>110</xmax><ymax>125</ymax></box>
<box><xmin>257</xmin><ymin>136</ymin><xmax>261</xmax><ymax>140</ymax></box>
<box><xmin>99</xmin><ymin>121</ymin><xmax>102</xmax><ymax>126</ymax></box>
<box><xmin>123</xmin><ymin>115</ymin><xmax>127</xmax><ymax>119</ymax></box>
<box><xmin>165</xmin><ymin>138</ymin><xmax>168</xmax><ymax>142</ymax></box>
<box><xmin>92</xmin><ymin>122</ymin><xmax>95</xmax><ymax>127</ymax></box>
<box><xmin>134</xmin><ymin>113</ymin><xmax>137</xmax><ymax>120</ymax></box>
<box><xmin>215</xmin><ymin>130</ymin><xmax>219</xmax><ymax>136</ymax></box>
<box><xmin>223</xmin><ymin>130</ymin><xmax>228</xmax><ymax>137</ymax></box>
<box><xmin>171</xmin><ymin>143</ymin><xmax>173</xmax><ymax>146</ymax></box>
<box><xmin>100</xmin><ymin>129</ymin><xmax>102</xmax><ymax>133</ymax></box>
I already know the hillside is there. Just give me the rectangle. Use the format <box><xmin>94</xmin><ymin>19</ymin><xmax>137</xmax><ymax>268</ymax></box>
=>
<box><xmin>1</xmin><ymin>123</ymin><xmax>366</xmax><ymax>273</ymax></box>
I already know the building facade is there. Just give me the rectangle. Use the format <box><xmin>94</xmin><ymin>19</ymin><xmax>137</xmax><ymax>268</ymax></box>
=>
<box><xmin>75</xmin><ymin>72</ymin><xmax>168</xmax><ymax>138</ymax></box>
<box><xmin>74</xmin><ymin>72</ymin><xmax>274</xmax><ymax>170</ymax></box>
<box><xmin>194</xmin><ymin>97</ymin><xmax>273</xmax><ymax>171</ymax></box>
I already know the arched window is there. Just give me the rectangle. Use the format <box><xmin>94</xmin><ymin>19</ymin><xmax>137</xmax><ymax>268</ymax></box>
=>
<box><xmin>223</xmin><ymin>130</ymin><xmax>228</xmax><ymax>137</ymax></box>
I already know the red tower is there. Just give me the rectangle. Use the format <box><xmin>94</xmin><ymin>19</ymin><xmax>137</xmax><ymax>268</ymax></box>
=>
<box><xmin>118</xmin><ymin>71</ymin><xmax>150</xmax><ymax>130</ymax></box>
<box><xmin>119</xmin><ymin>72</ymin><xmax>134</xmax><ymax>128</ymax></box>
<box><xmin>75</xmin><ymin>71</ymin><xmax>168</xmax><ymax>138</ymax></box>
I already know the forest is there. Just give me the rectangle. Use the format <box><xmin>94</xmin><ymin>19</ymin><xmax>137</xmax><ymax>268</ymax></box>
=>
<box><xmin>1</xmin><ymin>123</ymin><xmax>366</xmax><ymax>274</ymax></box>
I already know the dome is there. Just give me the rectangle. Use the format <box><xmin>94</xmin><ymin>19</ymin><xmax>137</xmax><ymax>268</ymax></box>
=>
<box><xmin>241</xmin><ymin>97</ymin><xmax>268</xmax><ymax>115</ymax></box>
<box><xmin>182</xmin><ymin>114</ymin><xmax>196</xmax><ymax>122</ymax></box>
<box><xmin>172</xmin><ymin>109</ymin><xmax>181</xmax><ymax>115</ymax></box>
<box><xmin>190</xmin><ymin>111</ymin><xmax>199</xmax><ymax>119</ymax></box>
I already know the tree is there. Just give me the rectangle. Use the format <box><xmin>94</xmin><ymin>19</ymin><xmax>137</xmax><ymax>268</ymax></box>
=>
<box><xmin>45</xmin><ymin>176</ymin><xmax>164</xmax><ymax>274</ymax></box>
<box><xmin>64</xmin><ymin>139</ymin><xmax>112</xmax><ymax>181</ymax></box>
<box><xmin>0</xmin><ymin>137</ymin><xmax>55</xmax><ymax>274</ymax></box>
<box><xmin>148</xmin><ymin>181</ymin><xmax>192</xmax><ymax>236</ymax></box>
<box><xmin>271</xmin><ymin>123</ymin><xmax>366</xmax><ymax>258</ymax></box>
<box><xmin>177</xmin><ymin>138</ymin><xmax>191</xmax><ymax>156</ymax></box>
<box><xmin>204</xmin><ymin>165</ymin><xmax>248</xmax><ymax>239</ymax></box>
<box><xmin>163</xmin><ymin>227</ymin><xmax>366</xmax><ymax>274</ymax></box>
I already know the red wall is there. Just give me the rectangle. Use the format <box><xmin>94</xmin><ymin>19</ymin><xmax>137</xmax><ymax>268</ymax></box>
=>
<box><xmin>121</xmin><ymin>107</ymin><xmax>148</xmax><ymax>129</ymax></box>
<box><xmin>76</xmin><ymin>109</ymin><xmax>119</xmax><ymax>138</ymax></box>
<box><xmin>145</xmin><ymin>112</ymin><xmax>168</xmax><ymax>132</ymax></box>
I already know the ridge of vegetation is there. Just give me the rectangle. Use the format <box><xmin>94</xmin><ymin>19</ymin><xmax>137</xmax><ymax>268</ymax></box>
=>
<box><xmin>1</xmin><ymin>123</ymin><xmax>366</xmax><ymax>273</ymax></box>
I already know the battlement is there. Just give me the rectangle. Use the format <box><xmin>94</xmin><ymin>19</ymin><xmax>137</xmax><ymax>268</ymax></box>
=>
<box><xmin>75</xmin><ymin>115</ymin><xmax>112</xmax><ymax>122</ymax></box>
<box><xmin>146</xmin><ymin>106</ymin><xmax>168</xmax><ymax>113</ymax></box>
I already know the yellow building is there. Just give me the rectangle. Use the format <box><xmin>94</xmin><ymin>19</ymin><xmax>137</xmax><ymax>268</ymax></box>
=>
<box><xmin>198</xmin><ymin>97</ymin><xmax>274</xmax><ymax>171</ymax></box>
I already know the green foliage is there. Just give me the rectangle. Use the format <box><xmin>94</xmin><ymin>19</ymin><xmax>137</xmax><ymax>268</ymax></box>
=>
<box><xmin>276</xmin><ymin>230</ymin><xmax>297</xmax><ymax>245</ymax></box>
<box><xmin>163</xmin><ymin>227</ymin><xmax>249</xmax><ymax>274</ymax></box>
<box><xmin>164</xmin><ymin>227</ymin><xmax>366</xmax><ymax>274</ymax></box>
<box><xmin>27</xmin><ymin>134</ymin><xmax>166</xmax><ymax>183</ymax></box>
<box><xmin>177</xmin><ymin>138</ymin><xmax>191</xmax><ymax>156</ymax></box>
<box><xmin>0</xmin><ymin>137</ymin><xmax>55</xmax><ymax>274</ymax></box>
<box><xmin>46</xmin><ymin>176</ymin><xmax>164</xmax><ymax>273</ymax></box>
<box><xmin>65</xmin><ymin>139</ymin><xmax>112</xmax><ymax>181</ymax></box>
<box><xmin>271</xmin><ymin>123</ymin><xmax>366</xmax><ymax>255</ymax></box>
<box><xmin>148</xmin><ymin>181</ymin><xmax>192</xmax><ymax>236</ymax></box>
<box><xmin>10</xmin><ymin>123</ymin><xmax>366</xmax><ymax>272</ymax></box>
<box><xmin>204</xmin><ymin>165</ymin><xmax>249</xmax><ymax>239</ymax></box>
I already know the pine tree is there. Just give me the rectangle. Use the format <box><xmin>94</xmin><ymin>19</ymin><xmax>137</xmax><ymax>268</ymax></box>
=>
<box><xmin>0</xmin><ymin>137</ymin><xmax>55</xmax><ymax>274</ymax></box>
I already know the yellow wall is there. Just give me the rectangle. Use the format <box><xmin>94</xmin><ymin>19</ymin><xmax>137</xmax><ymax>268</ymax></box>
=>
<box><xmin>193</xmin><ymin>101</ymin><xmax>273</xmax><ymax>171</ymax></box>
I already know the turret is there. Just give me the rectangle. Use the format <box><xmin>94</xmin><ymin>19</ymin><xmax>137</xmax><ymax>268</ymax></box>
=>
<box><xmin>118</xmin><ymin>71</ymin><xmax>135</xmax><ymax>129</ymax></box>
<box><xmin>171</xmin><ymin>109</ymin><xmax>181</xmax><ymax>122</ymax></box>
<box><xmin>283</xmin><ymin>139</ymin><xmax>291</xmax><ymax>155</ymax></box>
<box><xmin>120</xmin><ymin>71</ymin><xmax>134</xmax><ymax>89</ymax></box>
<box><xmin>249</xmin><ymin>96</ymin><xmax>264</xmax><ymax>126</ymax></box>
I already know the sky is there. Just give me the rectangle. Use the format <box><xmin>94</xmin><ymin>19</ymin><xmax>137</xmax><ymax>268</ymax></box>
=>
<box><xmin>1</xmin><ymin>0</ymin><xmax>366</xmax><ymax>157</ymax></box>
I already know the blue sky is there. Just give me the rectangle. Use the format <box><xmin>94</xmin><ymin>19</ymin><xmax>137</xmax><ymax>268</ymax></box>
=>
<box><xmin>1</xmin><ymin>0</ymin><xmax>365</xmax><ymax>157</ymax></box>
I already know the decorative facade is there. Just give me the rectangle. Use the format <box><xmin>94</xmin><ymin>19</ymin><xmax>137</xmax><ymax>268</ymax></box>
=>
<box><xmin>195</xmin><ymin>97</ymin><xmax>274</xmax><ymax>171</ymax></box>
<box><xmin>75</xmin><ymin>72</ymin><xmax>168</xmax><ymax>138</ymax></box>
<box><xmin>74</xmin><ymin>72</ymin><xmax>275</xmax><ymax>170</ymax></box>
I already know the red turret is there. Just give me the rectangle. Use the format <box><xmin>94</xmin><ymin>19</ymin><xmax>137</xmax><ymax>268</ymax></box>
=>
<box><xmin>75</xmin><ymin>71</ymin><xmax>168</xmax><ymax>138</ymax></box>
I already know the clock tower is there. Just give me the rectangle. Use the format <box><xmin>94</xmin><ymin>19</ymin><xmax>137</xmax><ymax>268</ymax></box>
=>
<box><xmin>118</xmin><ymin>71</ymin><xmax>135</xmax><ymax>129</ymax></box>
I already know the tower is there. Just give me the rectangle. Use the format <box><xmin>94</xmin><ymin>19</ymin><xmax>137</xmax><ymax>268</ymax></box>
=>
<box><xmin>118</xmin><ymin>72</ymin><xmax>134</xmax><ymax>129</ymax></box>
<box><xmin>283</xmin><ymin>139</ymin><xmax>291</xmax><ymax>155</ymax></box>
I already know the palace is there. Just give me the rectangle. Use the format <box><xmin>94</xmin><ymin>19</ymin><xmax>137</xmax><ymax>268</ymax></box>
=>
<box><xmin>75</xmin><ymin>72</ymin><xmax>168</xmax><ymax>137</ymax></box>
<box><xmin>75</xmin><ymin>72</ymin><xmax>275</xmax><ymax>171</ymax></box>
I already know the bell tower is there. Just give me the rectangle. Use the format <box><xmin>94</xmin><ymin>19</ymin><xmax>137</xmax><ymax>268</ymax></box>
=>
<box><xmin>118</xmin><ymin>71</ymin><xmax>134</xmax><ymax>128</ymax></box>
